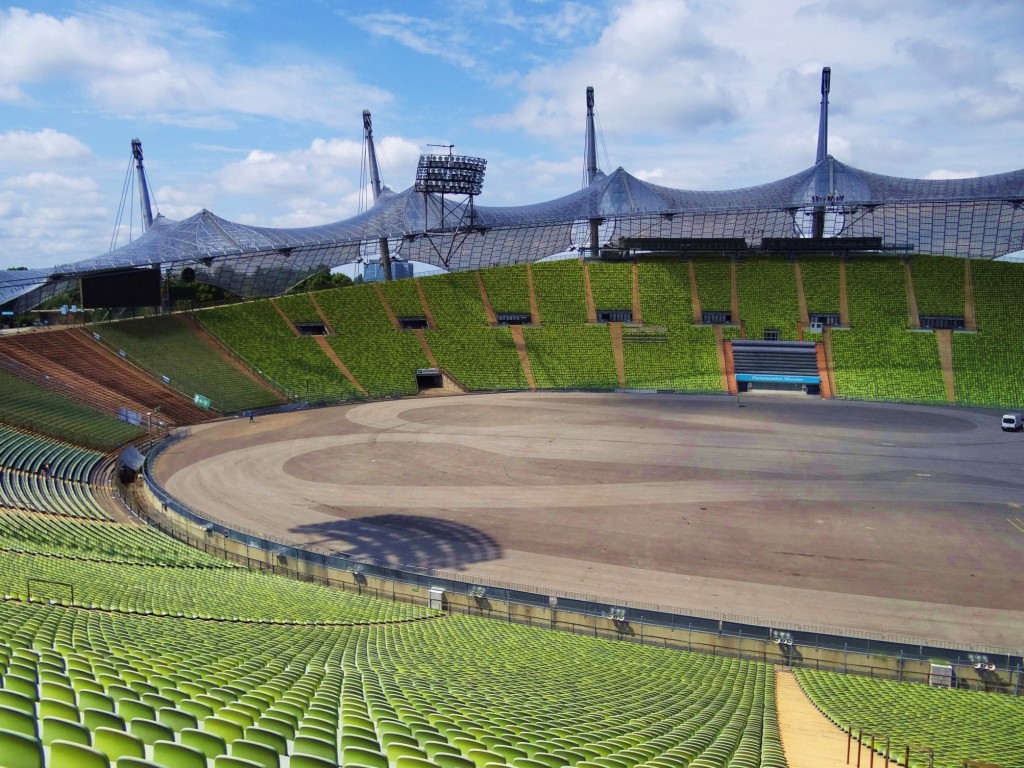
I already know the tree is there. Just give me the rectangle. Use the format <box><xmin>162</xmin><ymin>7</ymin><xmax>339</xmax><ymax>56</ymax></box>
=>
<box><xmin>287</xmin><ymin>270</ymin><xmax>353</xmax><ymax>294</ymax></box>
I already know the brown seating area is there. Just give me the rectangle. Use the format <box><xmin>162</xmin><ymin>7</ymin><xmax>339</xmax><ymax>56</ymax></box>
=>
<box><xmin>0</xmin><ymin>329</ymin><xmax>209</xmax><ymax>425</ymax></box>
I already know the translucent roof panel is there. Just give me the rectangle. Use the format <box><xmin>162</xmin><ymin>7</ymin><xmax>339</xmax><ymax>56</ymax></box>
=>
<box><xmin>4</xmin><ymin>157</ymin><xmax>1022</xmax><ymax>306</ymax></box>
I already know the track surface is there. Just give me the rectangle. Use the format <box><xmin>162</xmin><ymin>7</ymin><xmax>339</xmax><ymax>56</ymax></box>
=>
<box><xmin>155</xmin><ymin>392</ymin><xmax>1024</xmax><ymax>650</ymax></box>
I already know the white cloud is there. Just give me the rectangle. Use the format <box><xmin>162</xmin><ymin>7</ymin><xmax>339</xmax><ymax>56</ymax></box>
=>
<box><xmin>0</xmin><ymin>129</ymin><xmax>91</xmax><ymax>168</ymax></box>
<box><xmin>0</xmin><ymin>8</ymin><xmax>392</xmax><ymax>127</ymax></box>
<box><xmin>350</xmin><ymin>12</ymin><xmax>477</xmax><ymax>69</ymax></box>
<box><xmin>217</xmin><ymin>135</ymin><xmax>421</xmax><ymax>205</ymax></box>
<box><xmin>0</xmin><ymin>172</ymin><xmax>108</xmax><ymax>268</ymax></box>
<box><xmin>925</xmin><ymin>169</ymin><xmax>980</xmax><ymax>180</ymax></box>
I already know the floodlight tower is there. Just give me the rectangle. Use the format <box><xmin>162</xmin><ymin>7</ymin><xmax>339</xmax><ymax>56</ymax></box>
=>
<box><xmin>131</xmin><ymin>138</ymin><xmax>154</xmax><ymax>231</ymax></box>
<box><xmin>413</xmin><ymin>146</ymin><xmax>487</xmax><ymax>269</ymax></box>
<box><xmin>362</xmin><ymin>110</ymin><xmax>394</xmax><ymax>280</ymax></box>
<box><xmin>811</xmin><ymin>67</ymin><xmax>830</xmax><ymax>239</ymax></box>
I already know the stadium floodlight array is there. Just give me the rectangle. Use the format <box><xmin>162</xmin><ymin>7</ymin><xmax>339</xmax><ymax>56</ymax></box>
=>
<box><xmin>414</xmin><ymin>154</ymin><xmax>487</xmax><ymax>196</ymax></box>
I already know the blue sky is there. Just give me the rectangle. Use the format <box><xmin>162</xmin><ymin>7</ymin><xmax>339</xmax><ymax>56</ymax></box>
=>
<box><xmin>1</xmin><ymin>0</ymin><xmax>1022</xmax><ymax>270</ymax></box>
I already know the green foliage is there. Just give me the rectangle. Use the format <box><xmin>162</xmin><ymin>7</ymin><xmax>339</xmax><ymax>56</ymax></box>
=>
<box><xmin>797</xmin><ymin>668</ymin><xmax>1024</xmax><ymax>768</ymax></box>
<box><xmin>287</xmin><ymin>270</ymin><xmax>353</xmax><ymax>294</ymax></box>
<box><xmin>93</xmin><ymin>315</ymin><xmax>282</xmax><ymax>414</ymax></box>
<box><xmin>737</xmin><ymin>256</ymin><xmax>799</xmax><ymax>340</ymax></box>
<box><xmin>587</xmin><ymin>262</ymin><xmax>632</xmax><ymax>309</ymax></box>
<box><xmin>480</xmin><ymin>264</ymin><xmax>532</xmax><ymax>315</ymax></box>
<box><xmin>426</xmin><ymin>328</ymin><xmax>527</xmax><ymax>390</ymax></box>
<box><xmin>532</xmin><ymin>260</ymin><xmax>588</xmax><ymax>324</ymax></box>
<box><xmin>524</xmin><ymin>325</ymin><xmax>617</xmax><ymax>389</ymax></box>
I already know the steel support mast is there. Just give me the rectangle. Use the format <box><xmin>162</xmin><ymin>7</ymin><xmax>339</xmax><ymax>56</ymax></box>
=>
<box><xmin>363</xmin><ymin>110</ymin><xmax>393</xmax><ymax>281</ymax></box>
<box><xmin>585</xmin><ymin>87</ymin><xmax>602</xmax><ymax>259</ymax></box>
<box><xmin>812</xmin><ymin>67</ymin><xmax>831</xmax><ymax>239</ymax></box>
<box><xmin>131</xmin><ymin>138</ymin><xmax>154</xmax><ymax>231</ymax></box>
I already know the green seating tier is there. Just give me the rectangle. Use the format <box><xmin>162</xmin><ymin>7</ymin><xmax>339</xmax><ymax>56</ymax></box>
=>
<box><xmin>831</xmin><ymin>259</ymin><xmax>946</xmax><ymax>403</ymax></box>
<box><xmin>587</xmin><ymin>263</ymin><xmax>632</xmax><ymax>310</ymax></box>
<box><xmin>0</xmin><ymin>427</ymin><xmax>108</xmax><ymax>520</ymax></box>
<box><xmin>622</xmin><ymin>326</ymin><xmax>722</xmax><ymax>392</ymax></box>
<box><xmin>480</xmin><ymin>265</ymin><xmax>532</xmax><ymax>315</ymax></box>
<box><xmin>0</xmin><ymin>599</ymin><xmax>784</xmax><ymax>768</ymax></box>
<box><xmin>313</xmin><ymin>284</ymin><xmax>395</xmax><ymax>333</ymax></box>
<box><xmin>909</xmin><ymin>255</ymin><xmax>964</xmax><ymax>317</ymax></box>
<box><xmin>796</xmin><ymin>668</ymin><xmax>1024</xmax><ymax>768</ymax></box>
<box><xmin>425</xmin><ymin>329</ymin><xmax>528</xmax><ymax>391</ymax></box>
<box><xmin>952</xmin><ymin>260</ymin><xmax>1024</xmax><ymax>407</ymax></box>
<box><xmin>692</xmin><ymin>258</ymin><xmax>732</xmax><ymax>315</ymax></box>
<box><xmin>0</xmin><ymin>550</ymin><xmax>435</xmax><ymax>623</ymax></box>
<box><xmin>0</xmin><ymin>370</ymin><xmax>144</xmax><ymax>452</ymax></box>
<box><xmin>197</xmin><ymin>302</ymin><xmax>360</xmax><ymax>403</ymax></box>
<box><xmin>532</xmin><ymin>261</ymin><xmax>588</xmax><ymax>324</ymax></box>
<box><xmin>736</xmin><ymin>257</ymin><xmax>799</xmax><ymax>340</ymax></box>
<box><xmin>274</xmin><ymin>294</ymin><xmax>320</xmax><ymax>323</ymax></box>
<box><xmin>310</xmin><ymin>285</ymin><xmax>429</xmax><ymax>397</ymax></box>
<box><xmin>418</xmin><ymin>272</ymin><xmax>489</xmax><ymax>329</ymax></box>
<box><xmin>798</xmin><ymin>258</ymin><xmax>841</xmax><ymax>316</ymax></box>
<box><xmin>627</xmin><ymin>263</ymin><xmax>722</xmax><ymax>392</ymax></box>
<box><xmin>92</xmin><ymin>316</ymin><xmax>282</xmax><ymax>415</ymax></box>
<box><xmin>523</xmin><ymin>326</ymin><xmax>617</xmax><ymax>390</ymax></box>
<box><xmin>636</xmin><ymin>262</ymin><xmax>689</xmax><ymax>326</ymax></box>
<box><xmin>0</xmin><ymin>510</ymin><xmax>228</xmax><ymax>567</ymax></box>
<box><xmin>378</xmin><ymin>279</ymin><xmax>426</xmax><ymax>318</ymax></box>
<box><xmin>326</xmin><ymin>332</ymin><xmax>427</xmax><ymax>398</ymax></box>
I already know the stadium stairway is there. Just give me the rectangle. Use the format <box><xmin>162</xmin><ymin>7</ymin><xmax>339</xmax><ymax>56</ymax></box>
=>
<box><xmin>775</xmin><ymin>669</ymin><xmax>847</xmax><ymax>768</ymax></box>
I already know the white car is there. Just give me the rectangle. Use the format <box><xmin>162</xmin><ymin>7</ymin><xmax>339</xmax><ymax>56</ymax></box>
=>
<box><xmin>1001</xmin><ymin>413</ymin><xmax>1023</xmax><ymax>431</ymax></box>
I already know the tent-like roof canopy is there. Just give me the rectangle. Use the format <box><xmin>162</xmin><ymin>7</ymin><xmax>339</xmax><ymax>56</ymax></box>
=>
<box><xmin>4</xmin><ymin>156</ymin><xmax>1024</xmax><ymax>308</ymax></box>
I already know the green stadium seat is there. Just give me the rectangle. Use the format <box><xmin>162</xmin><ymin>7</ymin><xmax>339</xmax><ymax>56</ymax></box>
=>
<box><xmin>0</xmin><ymin>705</ymin><xmax>37</xmax><ymax>738</ymax></box>
<box><xmin>152</xmin><ymin>740</ymin><xmax>209</xmax><ymax>768</ymax></box>
<box><xmin>93</xmin><ymin>727</ymin><xmax>146</xmax><ymax>762</ymax></box>
<box><xmin>0</xmin><ymin>727</ymin><xmax>44</xmax><ymax>768</ymax></box>
<box><xmin>41</xmin><ymin>715</ymin><xmax>90</xmax><ymax>746</ymax></box>
<box><xmin>49</xmin><ymin>740</ymin><xmax>110</xmax><ymax>768</ymax></box>
<box><xmin>128</xmin><ymin>717</ymin><xmax>173</xmax><ymax>745</ymax></box>
<box><xmin>180</xmin><ymin>727</ymin><xmax>228</xmax><ymax>759</ymax></box>
<box><xmin>229</xmin><ymin>738</ymin><xmax>280</xmax><ymax>768</ymax></box>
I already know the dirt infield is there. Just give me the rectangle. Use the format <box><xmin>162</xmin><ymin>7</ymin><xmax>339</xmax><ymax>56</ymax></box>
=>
<box><xmin>154</xmin><ymin>392</ymin><xmax>1024</xmax><ymax>650</ymax></box>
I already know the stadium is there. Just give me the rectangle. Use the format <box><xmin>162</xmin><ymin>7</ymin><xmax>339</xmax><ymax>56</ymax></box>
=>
<box><xmin>1</xmin><ymin>70</ymin><xmax>1024</xmax><ymax>768</ymax></box>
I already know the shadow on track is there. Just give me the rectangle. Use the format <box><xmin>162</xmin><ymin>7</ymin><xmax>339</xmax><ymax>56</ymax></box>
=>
<box><xmin>289</xmin><ymin>513</ymin><xmax>502</xmax><ymax>571</ymax></box>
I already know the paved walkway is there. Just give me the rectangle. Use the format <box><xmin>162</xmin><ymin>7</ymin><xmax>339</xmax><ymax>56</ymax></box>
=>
<box><xmin>776</xmin><ymin>668</ymin><xmax>849</xmax><ymax>768</ymax></box>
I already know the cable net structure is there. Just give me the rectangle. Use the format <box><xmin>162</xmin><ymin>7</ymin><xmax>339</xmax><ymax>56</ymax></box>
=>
<box><xmin>3</xmin><ymin>156</ymin><xmax>1024</xmax><ymax>310</ymax></box>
